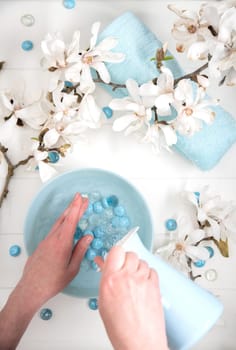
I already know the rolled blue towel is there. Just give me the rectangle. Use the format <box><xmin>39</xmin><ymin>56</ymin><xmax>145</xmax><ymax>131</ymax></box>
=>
<box><xmin>98</xmin><ymin>11</ymin><xmax>236</xmax><ymax>170</ymax></box>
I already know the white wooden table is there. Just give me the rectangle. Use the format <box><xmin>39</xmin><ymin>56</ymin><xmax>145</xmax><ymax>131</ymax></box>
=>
<box><xmin>0</xmin><ymin>1</ymin><xmax>236</xmax><ymax>349</ymax></box>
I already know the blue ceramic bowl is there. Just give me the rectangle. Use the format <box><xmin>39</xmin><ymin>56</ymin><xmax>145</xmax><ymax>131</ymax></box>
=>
<box><xmin>24</xmin><ymin>168</ymin><xmax>153</xmax><ymax>298</ymax></box>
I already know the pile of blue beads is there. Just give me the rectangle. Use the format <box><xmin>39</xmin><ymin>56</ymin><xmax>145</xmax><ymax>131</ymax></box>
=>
<box><xmin>74</xmin><ymin>191</ymin><xmax>131</xmax><ymax>271</ymax></box>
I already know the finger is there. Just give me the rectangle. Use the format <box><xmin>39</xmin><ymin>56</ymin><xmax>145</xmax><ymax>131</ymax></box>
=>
<box><xmin>60</xmin><ymin>194</ymin><xmax>86</xmax><ymax>241</ymax></box>
<box><xmin>69</xmin><ymin>235</ymin><xmax>93</xmax><ymax>273</ymax></box>
<box><xmin>149</xmin><ymin>268</ymin><xmax>159</xmax><ymax>285</ymax></box>
<box><xmin>102</xmin><ymin>246</ymin><xmax>126</xmax><ymax>274</ymax></box>
<box><xmin>137</xmin><ymin>260</ymin><xmax>151</xmax><ymax>279</ymax></box>
<box><xmin>122</xmin><ymin>252</ymin><xmax>140</xmax><ymax>273</ymax></box>
<box><xmin>94</xmin><ymin>256</ymin><xmax>104</xmax><ymax>270</ymax></box>
<box><xmin>48</xmin><ymin>193</ymin><xmax>81</xmax><ymax>237</ymax></box>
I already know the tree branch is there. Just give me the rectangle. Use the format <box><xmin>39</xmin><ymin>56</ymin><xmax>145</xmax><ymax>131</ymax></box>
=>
<box><xmin>174</xmin><ymin>62</ymin><xmax>209</xmax><ymax>87</ymax></box>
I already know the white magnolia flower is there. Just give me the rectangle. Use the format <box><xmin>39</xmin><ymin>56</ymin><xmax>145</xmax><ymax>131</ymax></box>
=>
<box><xmin>142</xmin><ymin>122</ymin><xmax>177</xmax><ymax>153</ymax></box>
<box><xmin>173</xmin><ymin>79</ymin><xmax>215</xmax><ymax>135</ymax></box>
<box><xmin>42</xmin><ymin>83</ymin><xmax>101</xmax><ymax>147</ymax></box>
<box><xmin>140</xmin><ymin>67</ymin><xmax>175</xmax><ymax>117</ymax></box>
<box><xmin>65</xmin><ymin>22</ymin><xmax>125</xmax><ymax>92</ymax></box>
<box><xmin>0</xmin><ymin>90</ymin><xmax>46</xmax><ymax>129</ymax></box>
<box><xmin>185</xmin><ymin>187</ymin><xmax>236</xmax><ymax>242</ymax></box>
<box><xmin>0</xmin><ymin>150</ymin><xmax>8</xmax><ymax>198</ymax></box>
<box><xmin>156</xmin><ymin>226</ymin><xmax>209</xmax><ymax>273</ymax></box>
<box><xmin>110</xmin><ymin>79</ymin><xmax>152</xmax><ymax>136</ymax></box>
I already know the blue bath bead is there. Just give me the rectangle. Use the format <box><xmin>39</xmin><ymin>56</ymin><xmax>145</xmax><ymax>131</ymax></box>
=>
<box><xmin>88</xmin><ymin>298</ymin><xmax>98</xmax><ymax>310</ymax></box>
<box><xmin>165</xmin><ymin>219</ymin><xmax>177</xmax><ymax>231</ymax></box>
<box><xmin>114</xmin><ymin>205</ymin><xmax>126</xmax><ymax>217</ymax></box>
<box><xmin>78</xmin><ymin>218</ymin><xmax>88</xmax><ymax>231</ymax></box>
<box><xmin>83</xmin><ymin>203</ymin><xmax>93</xmax><ymax>217</ymax></box>
<box><xmin>85</xmin><ymin>248</ymin><xmax>97</xmax><ymax>261</ymax></box>
<box><xmin>119</xmin><ymin>216</ymin><xmax>130</xmax><ymax>228</ymax></box>
<box><xmin>74</xmin><ymin>227</ymin><xmax>83</xmax><ymax>240</ymax></box>
<box><xmin>48</xmin><ymin>151</ymin><xmax>60</xmax><ymax>163</ymax></box>
<box><xmin>93</xmin><ymin>226</ymin><xmax>105</xmax><ymax>238</ymax></box>
<box><xmin>101</xmin><ymin>197</ymin><xmax>109</xmax><ymax>208</ymax></box>
<box><xmin>103</xmin><ymin>208</ymin><xmax>114</xmax><ymax>219</ymax></box>
<box><xmin>40</xmin><ymin>308</ymin><xmax>53</xmax><ymax>320</ymax></box>
<box><xmin>102</xmin><ymin>106</ymin><xmax>113</xmax><ymax>119</ymax></box>
<box><xmin>89</xmin><ymin>191</ymin><xmax>101</xmax><ymax>203</ymax></box>
<box><xmin>64</xmin><ymin>80</ymin><xmax>73</xmax><ymax>87</ymax></box>
<box><xmin>99</xmin><ymin>248</ymin><xmax>108</xmax><ymax>258</ymax></box>
<box><xmin>83</xmin><ymin>229</ymin><xmax>94</xmax><ymax>238</ymax></box>
<box><xmin>107</xmin><ymin>195</ymin><xmax>119</xmax><ymax>208</ymax></box>
<box><xmin>90</xmin><ymin>261</ymin><xmax>99</xmax><ymax>271</ymax></box>
<box><xmin>21</xmin><ymin>40</ymin><xmax>33</xmax><ymax>51</ymax></box>
<box><xmin>91</xmin><ymin>238</ymin><xmax>103</xmax><ymax>250</ymax></box>
<box><xmin>193</xmin><ymin>259</ymin><xmax>206</xmax><ymax>268</ymax></box>
<box><xmin>63</xmin><ymin>0</ymin><xmax>76</xmax><ymax>9</ymax></box>
<box><xmin>205</xmin><ymin>246</ymin><xmax>214</xmax><ymax>258</ymax></box>
<box><xmin>93</xmin><ymin>201</ymin><xmax>104</xmax><ymax>214</ymax></box>
<box><xmin>9</xmin><ymin>245</ymin><xmax>21</xmax><ymax>257</ymax></box>
<box><xmin>111</xmin><ymin>216</ymin><xmax>121</xmax><ymax>228</ymax></box>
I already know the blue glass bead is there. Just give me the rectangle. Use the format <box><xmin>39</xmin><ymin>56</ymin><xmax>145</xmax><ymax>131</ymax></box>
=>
<box><xmin>89</xmin><ymin>191</ymin><xmax>101</xmax><ymax>203</ymax></box>
<box><xmin>74</xmin><ymin>227</ymin><xmax>83</xmax><ymax>240</ymax></box>
<box><xmin>48</xmin><ymin>151</ymin><xmax>60</xmax><ymax>163</ymax></box>
<box><xmin>64</xmin><ymin>81</ymin><xmax>73</xmax><ymax>88</ymax></box>
<box><xmin>165</xmin><ymin>219</ymin><xmax>177</xmax><ymax>231</ymax></box>
<box><xmin>78</xmin><ymin>218</ymin><xmax>88</xmax><ymax>231</ymax></box>
<box><xmin>90</xmin><ymin>261</ymin><xmax>99</xmax><ymax>271</ymax></box>
<box><xmin>114</xmin><ymin>205</ymin><xmax>126</xmax><ymax>217</ymax></box>
<box><xmin>93</xmin><ymin>201</ymin><xmax>104</xmax><ymax>214</ymax></box>
<box><xmin>101</xmin><ymin>197</ymin><xmax>109</xmax><ymax>208</ymax></box>
<box><xmin>99</xmin><ymin>248</ymin><xmax>108</xmax><ymax>258</ymax></box>
<box><xmin>85</xmin><ymin>248</ymin><xmax>97</xmax><ymax>261</ymax></box>
<box><xmin>103</xmin><ymin>208</ymin><xmax>114</xmax><ymax>219</ymax></box>
<box><xmin>111</xmin><ymin>216</ymin><xmax>121</xmax><ymax>228</ymax></box>
<box><xmin>88</xmin><ymin>298</ymin><xmax>98</xmax><ymax>310</ymax></box>
<box><xmin>194</xmin><ymin>191</ymin><xmax>200</xmax><ymax>204</ymax></box>
<box><xmin>107</xmin><ymin>195</ymin><xmax>119</xmax><ymax>207</ymax></box>
<box><xmin>91</xmin><ymin>238</ymin><xmax>103</xmax><ymax>250</ymax></box>
<box><xmin>119</xmin><ymin>216</ymin><xmax>130</xmax><ymax>228</ymax></box>
<box><xmin>40</xmin><ymin>308</ymin><xmax>53</xmax><ymax>320</ymax></box>
<box><xmin>205</xmin><ymin>246</ymin><xmax>214</xmax><ymax>258</ymax></box>
<box><xmin>93</xmin><ymin>226</ymin><xmax>105</xmax><ymax>238</ymax></box>
<box><xmin>9</xmin><ymin>245</ymin><xmax>21</xmax><ymax>257</ymax></box>
<box><xmin>83</xmin><ymin>229</ymin><xmax>94</xmax><ymax>238</ymax></box>
<box><xmin>88</xmin><ymin>214</ymin><xmax>100</xmax><ymax>226</ymax></box>
<box><xmin>102</xmin><ymin>106</ymin><xmax>113</xmax><ymax>119</ymax></box>
<box><xmin>83</xmin><ymin>203</ymin><xmax>93</xmax><ymax>217</ymax></box>
<box><xmin>193</xmin><ymin>259</ymin><xmax>206</xmax><ymax>268</ymax></box>
<box><xmin>21</xmin><ymin>40</ymin><xmax>33</xmax><ymax>51</ymax></box>
<box><xmin>63</xmin><ymin>0</ymin><xmax>76</xmax><ymax>9</ymax></box>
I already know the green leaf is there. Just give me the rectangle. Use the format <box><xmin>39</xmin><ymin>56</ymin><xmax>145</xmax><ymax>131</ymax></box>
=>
<box><xmin>150</xmin><ymin>57</ymin><xmax>156</xmax><ymax>61</ymax></box>
<box><xmin>163</xmin><ymin>55</ymin><xmax>174</xmax><ymax>61</ymax></box>
<box><xmin>213</xmin><ymin>238</ymin><xmax>229</xmax><ymax>257</ymax></box>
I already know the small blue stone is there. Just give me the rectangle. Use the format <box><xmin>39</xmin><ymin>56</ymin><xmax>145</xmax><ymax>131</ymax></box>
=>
<box><xmin>88</xmin><ymin>298</ymin><xmax>98</xmax><ymax>310</ymax></box>
<box><xmin>102</xmin><ymin>106</ymin><xmax>113</xmax><ymax>119</ymax></box>
<box><xmin>111</xmin><ymin>216</ymin><xmax>121</xmax><ymax>228</ymax></box>
<box><xmin>83</xmin><ymin>203</ymin><xmax>93</xmax><ymax>217</ymax></box>
<box><xmin>40</xmin><ymin>308</ymin><xmax>53</xmax><ymax>320</ymax></box>
<box><xmin>114</xmin><ymin>205</ymin><xmax>126</xmax><ymax>217</ymax></box>
<box><xmin>48</xmin><ymin>151</ymin><xmax>60</xmax><ymax>163</ymax></box>
<box><xmin>93</xmin><ymin>201</ymin><xmax>104</xmax><ymax>214</ymax></box>
<box><xmin>165</xmin><ymin>219</ymin><xmax>177</xmax><ymax>231</ymax></box>
<box><xmin>63</xmin><ymin>0</ymin><xmax>76</xmax><ymax>9</ymax></box>
<box><xmin>107</xmin><ymin>195</ymin><xmax>119</xmax><ymax>208</ymax></box>
<box><xmin>64</xmin><ymin>80</ymin><xmax>73</xmax><ymax>87</ymax></box>
<box><xmin>9</xmin><ymin>245</ymin><xmax>21</xmax><ymax>257</ymax></box>
<box><xmin>119</xmin><ymin>216</ymin><xmax>130</xmax><ymax>228</ymax></box>
<box><xmin>90</xmin><ymin>261</ymin><xmax>99</xmax><ymax>271</ymax></box>
<box><xmin>91</xmin><ymin>238</ymin><xmax>103</xmax><ymax>250</ymax></box>
<box><xmin>93</xmin><ymin>226</ymin><xmax>105</xmax><ymax>238</ymax></box>
<box><xmin>99</xmin><ymin>248</ymin><xmax>108</xmax><ymax>258</ymax></box>
<box><xmin>74</xmin><ymin>227</ymin><xmax>83</xmax><ymax>240</ymax></box>
<box><xmin>85</xmin><ymin>248</ymin><xmax>97</xmax><ymax>261</ymax></box>
<box><xmin>205</xmin><ymin>246</ymin><xmax>214</xmax><ymax>258</ymax></box>
<box><xmin>193</xmin><ymin>259</ymin><xmax>206</xmax><ymax>268</ymax></box>
<box><xmin>21</xmin><ymin>40</ymin><xmax>33</xmax><ymax>51</ymax></box>
<box><xmin>101</xmin><ymin>197</ymin><xmax>109</xmax><ymax>209</ymax></box>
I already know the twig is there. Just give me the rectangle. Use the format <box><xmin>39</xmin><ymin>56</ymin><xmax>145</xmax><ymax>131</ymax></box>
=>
<box><xmin>174</xmin><ymin>62</ymin><xmax>209</xmax><ymax>87</ymax></box>
<box><xmin>94</xmin><ymin>72</ymin><xmax>126</xmax><ymax>91</ymax></box>
<box><xmin>0</xmin><ymin>143</ymin><xmax>33</xmax><ymax>207</ymax></box>
<box><xmin>187</xmin><ymin>257</ymin><xmax>201</xmax><ymax>281</ymax></box>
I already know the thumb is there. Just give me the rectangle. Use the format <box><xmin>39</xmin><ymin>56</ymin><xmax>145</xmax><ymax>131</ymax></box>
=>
<box><xmin>69</xmin><ymin>235</ymin><xmax>93</xmax><ymax>273</ymax></box>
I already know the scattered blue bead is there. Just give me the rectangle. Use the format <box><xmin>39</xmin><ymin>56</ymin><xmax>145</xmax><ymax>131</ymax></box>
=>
<box><xmin>48</xmin><ymin>151</ymin><xmax>60</xmax><ymax>163</ymax></box>
<box><xmin>88</xmin><ymin>298</ymin><xmax>98</xmax><ymax>310</ymax></box>
<box><xmin>74</xmin><ymin>227</ymin><xmax>83</xmax><ymax>240</ymax></box>
<box><xmin>99</xmin><ymin>248</ymin><xmax>108</xmax><ymax>258</ymax></box>
<box><xmin>83</xmin><ymin>203</ymin><xmax>93</xmax><ymax>217</ymax></box>
<box><xmin>93</xmin><ymin>201</ymin><xmax>104</xmax><ymax>214</ymax></box>
<box><xmin>119</xmin><ymin>216</ymin><xmax>130</xmax><ymax>228</ymax></box>
<box><xmin>101</xmin><ymin>197</ymin><xmax>109</xmax><ymax>209</ymax></box>
<box><xmin>93</xmin><ymin>226</ymin><xmax>105</xmax><ymax>238</ymax></box>
<box><xmin>165</xmin><ymin>218</ymin><xmax>177</xmax><ymax>231</ymax></box>
<box><xmin>78</xmin><ymin>218</ymin><xmax>88</xmax><ymax>230</ymax></box>
<box><xmin>111</xmin><ymin>216</ymin><xmax>121</xmax><ymax>228</ymax></box>
<box><xmin>21</xmin><ymin>40</ymin><xmax>33</xmax><ymax>51</ymax></box>
<box><xmin>194</xmin><ymin>191</ymin><xmax>200</xmax><ymax>204</ymax></box>
<box><xmin>63</xmin><ymin>0</ymin><xmax>76</xmax><ymax>9</ymax></box>
<box><xmin>193</xmin><ymin>259</ymin><xmax>206</xmax><ymax>268</ymax></box>
<box><xmin>102</xmin><ymin>106</ymin><xmax>113</xmax><ymax>119</ymax></box>
<box><xmin>114</xmin><ymin>205</ymin><xmax>126</xmax><ymax>217</ymax></box>
<box><xmin>107</xmin><ymin>195</ymin><xmax>119</xmax><ymax>208</ymax></box>
<box><xmin>91</xmin><ymin>238</ymin><xmax>103</xmax><ymax>250</ymax></box>
<box><xmin>9</xmin><ymin>245</ymin><xmax>21</xmax><ymax>257</ymax></box>
<box><xmin>64</xmin><ymin>81</ymin><xmax>73</xmax><ymax>87</ymax></box>
<box><xmin>40</xmin><ymin>308</ymin><xmax>53</xmax><ymax>320</ymax></box>
<box><xmin>85</xmin><ymin>248</ymin><xmax>97</xmax><ymax>261</ymax></box>
<box><xmin>89</xmin><ymin>191</ymin><xmax>101</xmax><ymax>203</ymax></box>
<box><xmin>205</xmin><ymin>246</ymin><xmax>214</xmax><ymax>258</ymax></box>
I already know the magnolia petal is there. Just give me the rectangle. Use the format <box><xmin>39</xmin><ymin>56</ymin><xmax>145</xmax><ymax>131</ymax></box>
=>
<box><xmin>90</xmin><ymin>22</ymin><xmax>100</xmax><ymax>49</ymax></box>
<box><xmin>80</xmin><ymin>65</ymin><xmax>95</xmax><ymax>93</ymax></box>
<box><xmin>187</xmin><ymin>229</ymin><xmax>206</xmax><ymax>244</ymax></box>
<box><xmin>67</xmin><ymin>30</ymin><xmax>81</xmax><ymax>58</ymax></box>
<box><xmin>187</xmin><ymin>41</ymin><xmax>209</xmax><ymax>61</ymax></box>
<box><xmin>124</xmin><ymin>119</ymin><xmax>143</xmax><ymax>136</ymax></box>
<box><xmin>0</xmin><ymin>93</ymin><xmax>14</xmax><ymax>111</ymax></box>
<box><xmin>79</xmin><ymin>94</ymin><xmax>101</xmax><ymax>127</ymax></box>
<box><xmin>109</xmin><ymin>98</ymin><xmax>134</xmax><ymax>111</ymax></box>
<box><xmin>155</xmin><ymin>93</ymin><xmax>174</xmax><ymax>116</ymax></box>
<box><xmin>0</xmin><ymin>151</ymin><xmax>8</xmax><ymax>198</ymax></box>
<box><xmin>95</xmin><ymin>37</ymin><xmax>118</xmax><ymax>51</ymax></box>
<box><xmin>112</xmin><ymin>114</ymin><xmax>137</xmax><ymax>132</ymax></box>
<box><xmin>126</xmin><ymin>79</ymin><xmax>141</xmax><ymax>104</ymax></box>
<box><xmin>186</xmin><ymin>245</ymin><xmax>210</xmax><ymax>261</ymax></box>
<box><xmin>43</xmin><ymin>128</ymin><xmax>60</xmax><ymax>147</ymax></box>
<box><xmin>159</xmin><ymin>124</ymin><xmax>177</xmax><ymax>146</ymax></box>
<box><xmin>92</xmin><ymin>61</ymin><xmax>110</xmax><ymax>84</ymax></box>
<box><xmin>99</xmin><ymin>51</ymin><xmax>125</xmax><ymax>63</ymax></box>
<box><xmin>140</xmin><ymin>82</ymin><xmax>159</xmax><ymax>96</ymax></box>
<box><xmin>65</xmin><ymin>62</ymin><xmax>82</xmax><ymax>83</ymax></box>
<box><xmin>14</xmin><ymin>103</ymin><xmax>47</xmax><ymax>130</ymax></box>
<box><xmin>38</xmin><ymin>161</ymin><xmax>58</xmax><ymax>183</ymax></box>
